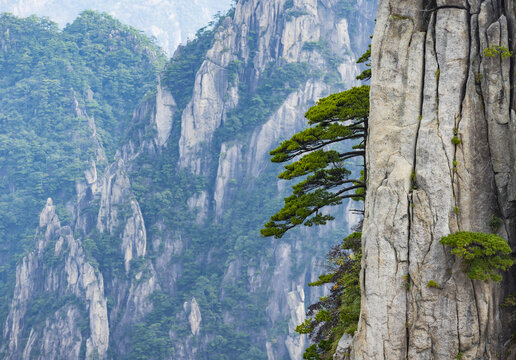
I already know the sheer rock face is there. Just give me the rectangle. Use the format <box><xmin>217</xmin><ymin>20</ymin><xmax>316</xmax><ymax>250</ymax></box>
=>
<box><xmin>178</xmin><ymin>0</ymin><xmax>369</xmax><ymax>176</ymax></box>
<box><xmin>352</xmin><ymin>1</ymin><xmax>516</xmax><ymax>359</ymax></box>
<box><xmin>155</xmin><ymin>80</ymin><xmax>176</xmax><ymax>147</ymax></box>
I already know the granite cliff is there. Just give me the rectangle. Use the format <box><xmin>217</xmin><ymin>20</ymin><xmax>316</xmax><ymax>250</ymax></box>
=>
<box><xmin>5</xmin><ymin>0</ymin><xmax>516</xmax><ymax>359</ymax></box>
<box><xmin>350</xmin><ymin>0</ymin><xmax>516</xmax><ymax>359</ymax></box>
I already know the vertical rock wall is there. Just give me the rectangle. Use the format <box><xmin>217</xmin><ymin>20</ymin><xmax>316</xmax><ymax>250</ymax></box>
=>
<box><xmin>1</xmin><ymin>1</ymin><xmax>377</xmax><ymax>358</ymax></box>
<box><xmin>353</xmin><ymin>0</ymin><xmax>516</xmax><ymax>359</ymax></box>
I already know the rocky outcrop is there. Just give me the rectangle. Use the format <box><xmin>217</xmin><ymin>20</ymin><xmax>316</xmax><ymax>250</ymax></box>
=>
<box><xmin>2</xmin><ymin>198</ymin><xmax>109</xmax><ymax>359</ymax></box>
<box><xmin>352</xmin><ymin>1</ymin><xmax>516</xmax><ymax>359</ymax></box>
<box><xmin>179</xmin><ymin>0</ymin><xmax>370</xmax><ymax>177</ymax></box>
<box><xmin>2</xmin><ymin>85</ymin><xmax>163</xmax><ymax>360</ymax></box>
<box><xmin>155</xmin><ymin>80</ymin><xmax>176</xmax><ymax>147</ymax></box>
<box><xmin>186</xmin><ymin>297</ymin><xmax>202</xmax><ymax>336</ymax></box>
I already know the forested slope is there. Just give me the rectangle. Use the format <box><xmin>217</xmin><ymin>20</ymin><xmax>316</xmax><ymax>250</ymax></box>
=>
<box><xmin>0</xmin><ymin>11</ymin><xmax>164</xmax><ymax>357</ymax></box>
<box><xmin>0</xmin><ymin>0</ymin><xmax>233</xmax><ymax>55</ymax></box>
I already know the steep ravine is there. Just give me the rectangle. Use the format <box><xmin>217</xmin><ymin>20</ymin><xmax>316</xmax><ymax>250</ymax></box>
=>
<box><xmin>352</xmin><ymin>0</ymin><xmax>516</xmax><ymax>359</ymax></box>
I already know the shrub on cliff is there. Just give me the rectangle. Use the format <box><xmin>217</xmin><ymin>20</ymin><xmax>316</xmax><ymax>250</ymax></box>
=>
<box><xmin>440</xmin><ymin>231</ymin><xmax>515</xmax><ymax>282</ymax></box>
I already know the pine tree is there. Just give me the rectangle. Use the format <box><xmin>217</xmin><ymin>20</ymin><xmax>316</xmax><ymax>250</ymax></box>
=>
<box><xmin>260</xmin><ymin>46</ymin><xmax>370</xmax><ymax>239</ymax></box>
<box><xmin>261</xmin><ymin>45</ymin><xmax>371</xmax><ymax>360</ymax></box>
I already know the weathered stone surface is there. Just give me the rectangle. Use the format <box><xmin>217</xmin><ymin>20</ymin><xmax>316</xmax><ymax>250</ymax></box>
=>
<box><xmin>214</xmin><ymin>143</ymin><xmax>243</xmax><ymax>218</ymax></box>
<box><xmin>155</xmin><ymin>80</ymin><xmax>176</xmax><ymax>147</ymax></box>
<box><xmin>334</xmin><ymin>334</ymin><xmax>352</xmax><ymax>360</ymax></box>
<box><xmin>178</xmin><ymin>0</ymin><xmax>368</xmax><ymax>177</ymax></box>
<box><xmin>186</xmin><ymin>297</ymin><xmax>202</xmax><ymax>336</ymax></box>
<box><xmin>352</xmin><ymin>0</ymin><xmax>516</xmax><ymax>358</ymax></box>
<box><xmin>285</xmin><ymin>286</ymin><xmax>307</xmax><ymax>360</ymax></box>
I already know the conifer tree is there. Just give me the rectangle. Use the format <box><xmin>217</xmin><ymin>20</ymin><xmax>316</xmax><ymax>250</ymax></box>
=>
<box><xmin>261</xmin><ymin>46</ymin><xmax>370</xmax><ymax>239</ymax></box>
<box><xmin>261</xmin><ymin>45</ymin><xmax>371</xmax><ymax>360</ymax></box>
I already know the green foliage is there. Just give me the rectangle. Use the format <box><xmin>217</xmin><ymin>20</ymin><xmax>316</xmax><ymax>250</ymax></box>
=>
<box><xmin>303</xmin><ymin>41</ymin><xmax>325</xmax><ymax>52</ymax></box>
<box><xmin>426</xmin><ymin>280</ymin><xmax>440</xmax><ymax>289</ymax></box>
<box><xmin>410</xmin><ymin>171</ymin><xmax>417</xmax><ymax>189</ymax></box>
<box><xmin>284</xmin><ymin>8</ymin><xmax>310</xmax><ymax>20</ymax></box>
<box><xmin>261</xmin><ymin>86</ymin><xmax>368</xmax><ymax>238</ymax></box>
<box><xmin>128</xmin><ymin>119</ymin><xmax>275</xmax><ymax>358</ymax></box>
<box><xmin>83</xmin><ymin>229</ymin><xmax>125</xmax><ymax>276</ymax></box>
<box><xmin>451</xmin><ymin>136</ymin><xmax>462</xmax><ymax>145</ymax></box>
<box><xmin>296</xmin><ymin>232</ymin><xmax>362</xmax><ymax>359</ymax></box>
<box><xmin>335</xmin><ymin>0</ymin><xmax>359</xmax><ymax>17</ymax></box>
<box><xmin>283</xmin><ymin>0</ymin><xmax>295</xmax><ymax>10</ymax></box>
<box><xmin>302</xmin><ymin>39</ymin><xmax>344</xmax><ymax>75</ymax></box>
<box><xmin>228</xmin><ymin>59</ymin><xmax>244</xmax><ymax>84</ymax></box>
<box><xmin>355</xmin><ymin>44</ymin><xmax>371</xmax><ymax>82</ymax></box>
<box><xmin>502</xmin><ymin>294</ymin><xmax>516</xmax><ymax>308</ymax></box>
<box><xmin>22</xmin><ymin>293</ymin><xmax>89</xmax><ymax>353</ymax></box>
<box><xmin>64</xmin><ymin>10</ymin><xmax>166</xmax><ymax>157</ymax></box>
<box><xmin>262</xmin><ymin>45</ymin><xmax>371</xmax><ymax>358</ymax></box>
<box><xmin>483</xmin><ymin>45</ymin><xmax>513</xmax><ymax>59</ymax></box>
<box><xmin>391</xmin><ymin>14</ymin><xmax>410</xmax><ymax>21</ymax></box>
<box><xmin>162</xmin><ymin>25</ymin><xmax>218</xmax><ymax>110</ymax></box>
<box><xmin>0</xmin><ymin>12</ymin><xmax>163</xmax><ymax>326</ymax></box>
<box><xmin>0</xmin><ymin>6</ymin><xmax>369</xmax><ymax>358</ymax></box>
<box><xmin>489</xmin><ymin>215</ymin><xmax>502</xmax><ymax>232</ymax></box>
<box><xmin>403</xmin><ymin>274</ymin><xmax>411</xmax><ymax>290</ymax></box>
<box><xmin>217</xmin><ymin>61</ymin><xmax>312</xmax><ymax>141</ymax></box>
<box><xmin>266</xmin><ymin>85</ymin><xmax>367</xmax><ymax>163</ymax></box>
<box><xmin>296</xmin><ymin>318</ymin><xmax>314</xmax><ymax>334</ymax></box>
<box><xmin>127</xmin><ymin>293</ymin><xmax>175</xmax><ymax>359</ymax></box>
<box><xmin>129</xmin><ymin>256</ymin><xmax>148</xmax><ymax>280</ymax></box>
<box><xmin>440</xmin><ymin>232</ymin><xmax>515</xmax><ymax>282</ymax></box>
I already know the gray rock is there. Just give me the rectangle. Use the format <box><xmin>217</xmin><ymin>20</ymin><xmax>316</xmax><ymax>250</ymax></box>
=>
<box><xmin>352</xmin><ymin>1</ymin><xmax>516</xmax><ymax>358</ymax></box>
<box><xmin>2</xmin><ymin>199</ymin><xmax>109</xmax><ymax>359</ymax></box>
<box><xmin>1</xmin><ymin>1</ymin><xmax>378</xmax><ymax>359</ymax></box>
<box><xmin>334</xmin><ymin>334</ymin><xmax>353</xmax><ymax>360</ymax></box>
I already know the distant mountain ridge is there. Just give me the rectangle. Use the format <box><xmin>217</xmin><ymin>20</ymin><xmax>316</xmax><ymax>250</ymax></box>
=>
<box><xmin>0</xmin><ymin>0</ymin><xmax>233</xmax><ymax>55</ymax></box>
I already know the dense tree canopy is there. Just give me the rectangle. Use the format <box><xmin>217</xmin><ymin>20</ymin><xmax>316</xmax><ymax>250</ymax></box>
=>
<box><xmin>296</xmin><ymin>231</ymin><xmax>362</xmax><ymax>359</ymax></box>
<box><xmin>0</xmin><ymin>11</ymin><xmax>164</xmax><ymax>327</ymax></box>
